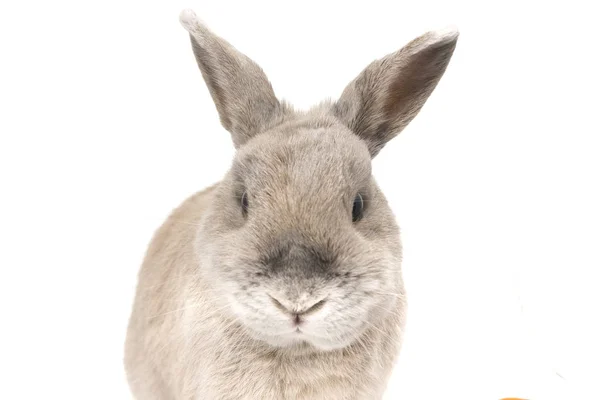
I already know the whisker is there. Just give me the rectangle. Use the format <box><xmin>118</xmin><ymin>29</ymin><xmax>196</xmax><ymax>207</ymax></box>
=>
<box><xmin>147</xmin><ymin>300</ymin><xmax>232</xmax><ymax>320</ymax></box>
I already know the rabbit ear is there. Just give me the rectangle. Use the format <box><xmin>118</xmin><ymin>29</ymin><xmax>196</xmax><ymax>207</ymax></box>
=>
<box><xmin>180</xmin><ymin>10</ymin><xmax>286</xmax><ymax>148</ymax></box>
<box><xmin>333</xmin><ymin>28</ymin><xmax>459</xmax><ymax>157</ymax></box>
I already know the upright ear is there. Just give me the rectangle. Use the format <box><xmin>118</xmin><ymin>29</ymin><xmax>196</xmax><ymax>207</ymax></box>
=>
<box><xmin>180</xmin><ymin>10</ymin><xmax>287</xmax><ymax>148</ymax></box>
<box><xmin>333</xmin><ymin>28</ymin><xmax>459</xmax><ymax>157</ymax></box>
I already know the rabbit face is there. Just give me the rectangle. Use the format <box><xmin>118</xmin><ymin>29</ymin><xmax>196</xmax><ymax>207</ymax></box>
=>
<box><xmin>200</xmin><ymin>121</ymin><xmax>402</xmax><ymax>350</ymax></box>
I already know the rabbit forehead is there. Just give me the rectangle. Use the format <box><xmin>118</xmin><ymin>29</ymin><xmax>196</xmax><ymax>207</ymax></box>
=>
<box><xmin>233</xmin><ymin>124</ymin><xmax>372</xmax><ymax>194</ymax></box>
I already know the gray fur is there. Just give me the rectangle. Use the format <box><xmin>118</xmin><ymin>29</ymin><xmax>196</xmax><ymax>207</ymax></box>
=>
<box><xmin>333</xmin><ymin>29</ymin><xmax>458</xmax><ymax>156</ymax></box>
<box><xmin>125</xmin><ymin>9</ymin><xmax>458</xmax><ymax>400</ymax></box>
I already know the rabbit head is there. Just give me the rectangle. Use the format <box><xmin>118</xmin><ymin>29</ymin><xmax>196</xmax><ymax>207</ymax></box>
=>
<box><xmin>180</xmin><ymin>10</ymin><xmax>457</xmax><ymax>351</ymax></box>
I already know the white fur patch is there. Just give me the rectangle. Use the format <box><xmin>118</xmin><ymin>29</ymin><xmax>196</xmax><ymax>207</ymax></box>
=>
<box><xmin>430</xmin><ymin>25</ymin><xmax>460</xmax><ymax>43</ymax></box>
<box><xmin>179</xmin><ymin>9</ymin><xmax>209</xmax><ymax>41</ymax></box>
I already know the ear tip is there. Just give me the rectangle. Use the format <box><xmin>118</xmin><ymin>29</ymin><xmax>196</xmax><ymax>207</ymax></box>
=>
<box><xmin>179</xmin><ymin>9</ymin><xmax>208</xmax><ymax>34</ymax></box>
<box><xmin>431</xmin><ymin>25</ymin><xmax>460</xmax><ymax>43</ymax></box>
<box><xmin>179</xmin><ymin>9</ymin><xmax>197</xmax><ymax>29</ymax></box>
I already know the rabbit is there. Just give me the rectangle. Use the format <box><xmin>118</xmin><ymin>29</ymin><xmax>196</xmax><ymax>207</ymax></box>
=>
<box><xmin>124</xmin><ymin>9</ymin><xmax>458</xmax><ymax>400</ymax></box>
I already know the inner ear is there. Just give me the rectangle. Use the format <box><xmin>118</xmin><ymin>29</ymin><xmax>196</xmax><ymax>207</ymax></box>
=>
<box><xmin>383</xmin><ymin>39</ymin><xmax>457</xmax><ymax>125</ymax></box>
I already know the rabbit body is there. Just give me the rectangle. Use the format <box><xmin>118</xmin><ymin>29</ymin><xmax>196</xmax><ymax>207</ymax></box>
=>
<box><xmin>125</xmin><ymin>9</ymin><xmax>457</xmax><ymax>400</ymax></box>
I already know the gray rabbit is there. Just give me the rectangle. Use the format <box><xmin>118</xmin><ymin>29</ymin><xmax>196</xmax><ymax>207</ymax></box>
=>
<box><xmin>125</xmin><ymin>9</ymin><xmax>458</xmax><ymax>400</ymax></box>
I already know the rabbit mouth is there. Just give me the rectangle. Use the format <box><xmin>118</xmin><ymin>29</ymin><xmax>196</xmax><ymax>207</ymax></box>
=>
<box><xmin>273</xmin><ymin>326</ymin><xmax>364</xmax><ymax>351</ymax></box>
<box><xmin>242</xmin><ymin>323</ymin><xmax>337</xmax><ymax>350</ymax></box>
<box><xmin>227</xmin><ymin>293</ymin><xmax>366</xmax><ymax>350</ymax></box>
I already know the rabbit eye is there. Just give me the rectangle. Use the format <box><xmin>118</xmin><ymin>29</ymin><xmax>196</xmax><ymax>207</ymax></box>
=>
<box><xmin>352</xmin><ymin>194</ymin><xmax>364</xmax><ymax>222</ymax></box>
<box><xmin>241</xmin><ymin>192</ymin><xmax>249</xmax><ymax>214</ymax></box>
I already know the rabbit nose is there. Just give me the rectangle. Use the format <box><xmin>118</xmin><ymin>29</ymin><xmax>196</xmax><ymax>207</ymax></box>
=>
<box><xmin>268</xmin><ymin>294</ymin><xmax>327</xmax><ymax>319</ymax></box>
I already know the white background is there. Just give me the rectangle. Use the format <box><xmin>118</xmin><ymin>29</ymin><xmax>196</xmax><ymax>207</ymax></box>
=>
<box><xmin>1</xmin><ymin>0</ymin><xmax>599</xmax><ymax>399</ymax></box>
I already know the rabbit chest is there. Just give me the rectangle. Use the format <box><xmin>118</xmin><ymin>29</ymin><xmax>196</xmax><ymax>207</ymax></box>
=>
<box><xmin>188</xmin><ymin>335</ymin><xmax>388</xmax><ymax>400</ymax></box>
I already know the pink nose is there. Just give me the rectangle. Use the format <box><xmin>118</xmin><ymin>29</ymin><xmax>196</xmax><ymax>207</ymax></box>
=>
<box><xmin>268</xmin><ymin>294</ymin><xmax>327</xmax><ymax>324</ymax></box>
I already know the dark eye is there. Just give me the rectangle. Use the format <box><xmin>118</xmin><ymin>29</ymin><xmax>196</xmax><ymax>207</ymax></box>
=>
<box><xmin>241</xmin><ymin>192</ymin><xmax>249</xmax><ymax>215</ymax></box>
<box><xmin>352</xmin><ymin>194</ymin><xmax>364</xmax><ymax>222</ymax></box>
